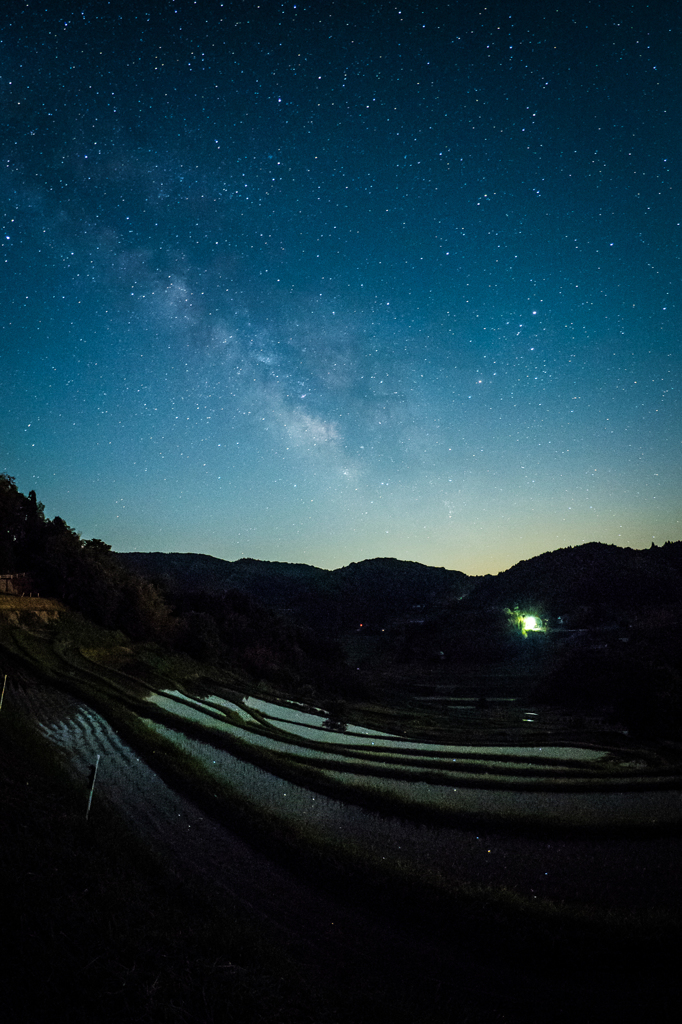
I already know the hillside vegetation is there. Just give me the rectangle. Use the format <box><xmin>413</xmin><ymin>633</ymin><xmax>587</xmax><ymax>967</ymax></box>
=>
<box><xmin>116</xmin><ymin>549</ymin><xmax>472</xmax><ymax>631</ymax></box>
<box><xmin>0</xmin><ymin>473</ymin><xmax>361</xmax><ymax>702</ymax></box>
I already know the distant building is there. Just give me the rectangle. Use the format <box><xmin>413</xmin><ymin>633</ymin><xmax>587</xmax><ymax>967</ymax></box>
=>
<box><xmin>0</xmin><ymin>573</ymin><xmax>36</xmax><ymax>595</ymax></box>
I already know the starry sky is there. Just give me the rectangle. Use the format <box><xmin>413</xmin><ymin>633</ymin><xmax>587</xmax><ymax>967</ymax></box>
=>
<box><xmin>1</xmin><ymin>0</ymin><xmax>680</xmax><ymax>575</ymax></box>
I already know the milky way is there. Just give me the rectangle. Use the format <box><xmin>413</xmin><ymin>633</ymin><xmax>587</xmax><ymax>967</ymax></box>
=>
<box><xmin>1</xmin><ymin>1</ymin><xmax>680</xmax><ymax>572</ymax></box>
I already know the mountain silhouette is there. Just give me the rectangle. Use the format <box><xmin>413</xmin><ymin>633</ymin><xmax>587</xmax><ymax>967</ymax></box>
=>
<box><xmin>462</xmin><ymin>540</ymin><xmax>682</xmax><ymax>617</ymax></box>
<box><xmin>117</xmin><ymin>541</ymin><xmax>682</xmax><ymax>632</ymax></box>
<box><xmin>115</xmin><ymin>552</ymin><xmax>472</xmax><ymax>631</ymax></box>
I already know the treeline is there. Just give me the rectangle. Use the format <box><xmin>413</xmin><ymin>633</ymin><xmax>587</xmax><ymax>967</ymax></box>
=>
<box><xmin>0</xmin><ymin>475</ymin><xmax>359</xmax><ymax>699</ymax></box>
<box><xmin>0</xmin><ymin>474</ymin><xmax>170</xmax><ymax>640</ymax></box>
<box><xmin>466</xmin><ymin>540</ymin><xmax>682</xmax><ymax>616</ymax></box>
<box><xmin>168</xmin><ymin>588</ymin><xmax>361</xmax><ymax>699</ymax></box>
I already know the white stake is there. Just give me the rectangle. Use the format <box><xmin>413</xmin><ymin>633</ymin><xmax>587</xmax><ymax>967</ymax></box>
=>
<box><xmin>85</xmin><ymin>755</ymin><xmax>100</xmax><ymax>821</ymax></box>
<box><xmin>0</xmin><ymin>675</ymin><xmax>6</xmax><ymax>711</ymax></box>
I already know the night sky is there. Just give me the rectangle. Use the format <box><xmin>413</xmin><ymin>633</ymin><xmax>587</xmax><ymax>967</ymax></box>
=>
<box><xmin>1</xmin><ymin>1</ymin><xmax>680</xmax><ymax>575</ymax></box>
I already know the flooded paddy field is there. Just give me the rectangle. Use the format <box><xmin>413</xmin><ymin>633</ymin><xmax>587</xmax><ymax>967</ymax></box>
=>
<box><xmin>141</xmin><ymin>687</ymin><xmax>682</xmax><ymax>810</ymax></box>
<box><xmin>9</xmin><ymin>675</ymin><xmax>682</xmax><ymax>919</ymax></box>
<box><xmin>142</xmin><ymin>714</ymin><xmax>682</xmax><ymax>915</ymax></box>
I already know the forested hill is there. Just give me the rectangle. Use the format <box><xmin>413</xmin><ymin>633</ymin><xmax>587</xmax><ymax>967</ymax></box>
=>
<box><xmin>115</xmin><ymin>552</ymin><xmax>472</xmax><ymax>631</ymax></box>
<box><xmin>463</xmin><ymin>540</ymin><xmax>682</xmax><ymax>616</ymax></box>
<box><xmin>117</xmin><ymin>540</ymin><xmax>682</xmax><ymax>632</ymax></box>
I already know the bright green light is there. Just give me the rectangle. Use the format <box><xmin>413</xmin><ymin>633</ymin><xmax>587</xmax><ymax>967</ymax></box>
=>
<box><xmin>523</xmin><ymin>615</ymin><xmax>540</xmax><ymax>631</ymax></box>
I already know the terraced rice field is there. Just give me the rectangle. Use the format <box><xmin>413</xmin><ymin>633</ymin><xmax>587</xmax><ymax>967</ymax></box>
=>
<box><xmin>9</xmin><ymin>676</ymin><xmax>682</xmax><ymax>916</ymax></box>
<box><xmin>7</xmin><ymin>615</ymin><xmax>680</xmax><ymax>821</ymax></box>
<box><xmin>138</xmin><ymin>687</ymin><xmax>682</xmax><ymax>830</ymax></box>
